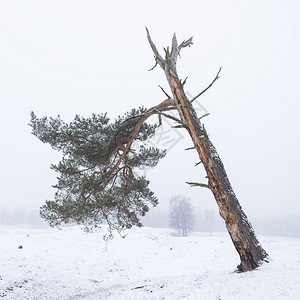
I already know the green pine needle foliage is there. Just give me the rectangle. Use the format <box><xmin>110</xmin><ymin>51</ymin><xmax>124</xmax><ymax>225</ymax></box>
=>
<box><xmin>29</xmin><ymin>107</ymin><xmax>166</xmax><ymax>235</ymax></box>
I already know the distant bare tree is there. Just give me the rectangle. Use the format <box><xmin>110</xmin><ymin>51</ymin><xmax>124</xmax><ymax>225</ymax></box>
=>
<box><xmin>169</xmin><ymin>196</ymin><xmax>195</xmax><ymax>236</ymax></box>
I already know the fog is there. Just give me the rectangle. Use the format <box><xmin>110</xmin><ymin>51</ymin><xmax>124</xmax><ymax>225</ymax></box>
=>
<box><xmin>0</xmin><ymin>1</ymin><xmax>299</xmax><ymax>236</ymax></box>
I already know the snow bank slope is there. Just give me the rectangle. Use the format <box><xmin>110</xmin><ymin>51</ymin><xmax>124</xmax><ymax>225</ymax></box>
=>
<box><xmin>0</xmin><ymin>225</ymin><xmax>299</xmax><ymax>299</ymax></box>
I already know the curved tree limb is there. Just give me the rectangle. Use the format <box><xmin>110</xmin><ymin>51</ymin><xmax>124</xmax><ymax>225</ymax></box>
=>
<box><xmin>105</xmin><ymin>98</ymin><xmax>176</xmax><ymax>172</ymax></box>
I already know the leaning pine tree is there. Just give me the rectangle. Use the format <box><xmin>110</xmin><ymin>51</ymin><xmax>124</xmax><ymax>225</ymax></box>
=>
<box><xmin>30</xmin><ymin>29</ymin><xmax>268</xmax><ymax>272</ymax></box>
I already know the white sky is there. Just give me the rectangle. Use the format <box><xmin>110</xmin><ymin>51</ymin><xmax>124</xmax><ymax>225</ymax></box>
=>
<box><xmin>0</xmin><ymin>0</ymin><xmax>299</xmax><ymax>222</ymax></box>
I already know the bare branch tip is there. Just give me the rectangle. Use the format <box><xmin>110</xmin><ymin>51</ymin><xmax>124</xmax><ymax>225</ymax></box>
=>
<box><xmin>158</xmin><ymin>85</ymin><xmax>171</xmax><ymax>99</ymax></box>
<box><xmin>148</xmin><ymin>60</ymin><xmax>158</xmax><ymax>71</ymax></box>
<box><xmin>182</xmin><ymin>76</ymin><xmax>188</xmax><ymax>86</ymax></box>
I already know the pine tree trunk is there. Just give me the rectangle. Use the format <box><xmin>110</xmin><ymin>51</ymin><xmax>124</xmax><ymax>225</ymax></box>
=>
<box><xmin>147</xmin><ymin>30</ymin><xmax>268</xmax><ymax>272</ymax></box>
<box><xmin>172</xmin><ymin>72</ymin><xmax>268</xmax><ymax>271</ymax></box>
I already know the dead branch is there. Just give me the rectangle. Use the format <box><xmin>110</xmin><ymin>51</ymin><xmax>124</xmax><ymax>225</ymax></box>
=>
<box><xmin>148</xmin><ymin>60</ymin><xmax>158</xmax><ymax>71</ymax></box>
<box><xmin>181</xmin><ymin>77</ymin><xmax>188</xmax><ymax>86</ymax></box>
<box><xmin>199</xmin><ymin>113</ymin><xmax>210</xmax><ymax>120</ymax></box>
<box><xmin>159</xmin><ymin>85</ymin><xmax>171</xmax><ymax>98</ymax></box>
<box><xmin>152</xmin><ymin>109</ymin><xmax>185</xmax><ymax>126</ymax></box>
<box><xmin>158</xmin><ymin>114</ymin><xmax>162</xmax><ymax>126</ymax></box>
<box><xmin>146</xmin><ymin>27</ymin><xmax>166</xmax><ymax>69</ymax></box>
<box><xmin>185</xmin><ymin>146</ymin><xmax>195</xmax><ymax>151</ymax></box>
<box><xmin>191</xmin><ymin>67</ymin><xmax>222</xmax><ymax>103</ymax></box>
<box><xmin>171</xmin><ymin>33</ymin><xmax>179</xmax><ymax>63</ymax></box>
<box><xmin>186</xmin><ymin>181</ymin><xmax>209</xmax><ymax>189</ymax></box>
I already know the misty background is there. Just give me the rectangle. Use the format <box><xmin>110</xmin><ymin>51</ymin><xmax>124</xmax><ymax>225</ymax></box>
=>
<box><xmin>0</xmin><ymin>1</ymin><xmax>299</xmax><ymax>237</ymax></box>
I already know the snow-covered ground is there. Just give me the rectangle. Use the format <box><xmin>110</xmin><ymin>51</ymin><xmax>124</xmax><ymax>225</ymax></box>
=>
<box><xmin>0</xmin><ymin>225</ymin><xmax>300</xmax><ymax>300</ymax></box>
